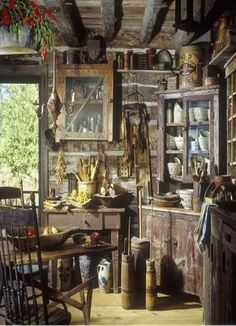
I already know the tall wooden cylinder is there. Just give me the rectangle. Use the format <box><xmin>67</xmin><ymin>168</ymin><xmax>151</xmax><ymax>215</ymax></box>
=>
<box><xmin>131</xmin><ymin>237</ymin><xmax>150</xmax><ymax>307</ymax></box>
<box><xmin>146</xmin><ymin>259</ymin><xmax>157</xmax><ymax>310</ymax></box>
<box><xmin>121</xmin><ymin>253</ymin><xmax>135</xmax><ymax>309</ymax></box>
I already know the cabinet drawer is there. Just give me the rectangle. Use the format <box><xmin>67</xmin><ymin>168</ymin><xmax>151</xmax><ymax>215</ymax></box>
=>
<box><xmin>104</xmin><ymin>213</ymin><xmax>120</xmax><ymax>229</ymax></box>
<box><xmin>48</xmin><ymin>212</ymin><xmax>103</xmax><ymax>230</ymax></box>
<box><xmin>223</xmin><ymin>223</ymin><xmax>236</xmax><ymax>254</ymax></box>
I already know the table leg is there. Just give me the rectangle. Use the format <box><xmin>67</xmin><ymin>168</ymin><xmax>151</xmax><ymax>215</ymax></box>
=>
<box><xmin>51</xmin><ymin>260</ymin><xmax>58</xmax><ymax>289</ymax></box>
<box><xmin>111</xmin><ymin>230</ymin><xmax>119</xmax><ymax>293</ymax></box>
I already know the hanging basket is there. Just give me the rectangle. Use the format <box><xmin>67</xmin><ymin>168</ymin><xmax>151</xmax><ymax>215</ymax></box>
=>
<box><xmin>0</xmin><ymin>26</ymin><xmax>38</xmax><ymax>55</ymax></box>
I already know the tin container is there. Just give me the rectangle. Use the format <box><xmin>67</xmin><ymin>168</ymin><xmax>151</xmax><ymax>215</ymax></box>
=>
<box><xmin>179</xmin><ymin>45</ymin><xmax>203</xmax><ymax>88</ymax></box>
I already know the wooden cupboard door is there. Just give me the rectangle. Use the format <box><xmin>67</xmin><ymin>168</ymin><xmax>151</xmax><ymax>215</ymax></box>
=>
<box><xmin>171</xmin><ymin>216</ymin><xmax>202</xmax><ymax>295</ymax></box>
<box><xmin>142</xmin><ymin>209</ymin><xmax>169</xmax><ymax>287</ymax></box>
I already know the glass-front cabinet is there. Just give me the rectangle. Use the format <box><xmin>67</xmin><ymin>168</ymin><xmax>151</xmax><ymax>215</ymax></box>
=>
<box><xmin>225</xmin><ymin>53</ymin><xmax>236</xmax><ymax>176</ymax></box>
<box><xmin>157</xmin><ymin>86</ymin><xmax>226</xmax><ymax>184</ymax></box>
<box><xmin>56</xmin><ymin>57</ymin><xmax>114</xmax><ymax>141</ymax></box>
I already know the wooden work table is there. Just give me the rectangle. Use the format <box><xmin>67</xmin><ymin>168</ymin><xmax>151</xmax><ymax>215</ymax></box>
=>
<box><xmin>44</xmin><ymin>207</ymin><xmax>126</xmax><ymax>293</ymax></box>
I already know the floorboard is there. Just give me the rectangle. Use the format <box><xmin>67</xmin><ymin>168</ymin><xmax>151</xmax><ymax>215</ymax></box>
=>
<box><xmin>0</xmin><ymin>288</ymin><xmax>203</xmax><ymax>325</ymax></box>
<box><xmin>69</xmin><ymin>288</ymin><xmax>203</xmax><ymax>325</ymax></box>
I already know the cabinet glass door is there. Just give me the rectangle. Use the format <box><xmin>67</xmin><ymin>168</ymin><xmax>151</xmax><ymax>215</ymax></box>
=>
<box><xmin>187</xmin><ymin>99</ymin><xmax>210</xmax><ymax>179</ymax></box>
<box><xmin>63</xmin><ymin>75</ymin><xmax>106</xmax><ymax>139</ymax></box>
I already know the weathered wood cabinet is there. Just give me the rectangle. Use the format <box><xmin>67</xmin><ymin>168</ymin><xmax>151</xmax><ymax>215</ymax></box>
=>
<box><xmin>203</xmin><ymin>206</ymin><xmax>236</xmax><ymax>325</ymax></box>
<box><xmin>142</xmin><ymin>205</ymin><xmax>202</xmax><ymax>296</ymax></box>
<box><xmin>157</xmin><ymin>86</ymin><xmax>226</xmax><ymax>184</ymax></box>
<box><xmin>56</xmin><ymin>54</ymin><xmax>114</xmax><ymax>141</ymax></box>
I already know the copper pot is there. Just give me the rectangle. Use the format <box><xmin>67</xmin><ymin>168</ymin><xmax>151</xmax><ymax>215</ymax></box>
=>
<box><xmin>203</xmin><ymin>77</ymin><xmax>219</xmax><ymax>86</ymax></box>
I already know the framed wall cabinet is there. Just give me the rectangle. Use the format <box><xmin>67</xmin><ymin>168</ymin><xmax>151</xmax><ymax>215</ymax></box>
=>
<box><xmin>157</xmin><ymin>85</ymin><xmax>226</xmax><ymax>184</ymax></box>
<box><xmin>56</xmin><ymin>55</ymin><xmax>114</xmax><ymax>141</ymax></box>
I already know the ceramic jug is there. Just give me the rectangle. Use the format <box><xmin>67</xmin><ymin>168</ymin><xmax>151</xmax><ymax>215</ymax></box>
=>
<box><xmin>97</xmin><ymin>258</ymin><xmax>112</xmax><ymax>293</ymax></box>
<box><xmin>173</xmin><ymin>102</ymin><xmax>183</xmax><ymax>123</ymax></box>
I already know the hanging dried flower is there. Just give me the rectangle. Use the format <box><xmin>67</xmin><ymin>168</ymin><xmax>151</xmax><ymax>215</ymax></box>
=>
<box><xmin>55</xmin><ymin>150</ymin><xmax>67</xmax><ymax>186</ymax></box>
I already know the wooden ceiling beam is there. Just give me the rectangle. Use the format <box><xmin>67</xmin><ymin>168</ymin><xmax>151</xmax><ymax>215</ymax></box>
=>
<box><xmin>101</xmin><ymin>0</ymin><xmax>116</xmax><ymax>42</ymax></box>
<box><xmin>41</xmin><ymin>0</ymin><xmax>87</xmax><ymax>47</ymax></box>
<box><xmin>174</xmin><ymin>0</ymin><xmax>234</xmax><ymax>49</ymax></box>
<box><xmin>139</xmin><ymin>0</ymin><xmax>166</xmax><ymax>45</ymax></box>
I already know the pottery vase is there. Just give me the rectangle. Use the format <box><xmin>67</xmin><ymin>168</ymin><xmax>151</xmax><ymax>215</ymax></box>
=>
<box><xmin>97</xmin><ymin>258</ymin><xmax>112</xmax><ymax>293</ymax></box>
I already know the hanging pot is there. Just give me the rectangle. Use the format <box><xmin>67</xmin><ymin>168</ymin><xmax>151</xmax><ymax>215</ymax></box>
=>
<box><xmin>0</xmin><ymin>26</ymin><xmax>37</xmax><ymax>55</ymax></box>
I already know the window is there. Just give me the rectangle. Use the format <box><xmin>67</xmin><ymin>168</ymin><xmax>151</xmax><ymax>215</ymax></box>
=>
<box><xmin>0</xmin><ymin>83</ymin><xmax>39</xmax><ymax>205</ymax></box>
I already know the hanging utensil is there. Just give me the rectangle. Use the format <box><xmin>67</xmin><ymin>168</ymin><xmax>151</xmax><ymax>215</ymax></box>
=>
<box><xmin>46</xmin><ymin>50</ymin><xmax>63</xmax><ymax>134</ymax></box>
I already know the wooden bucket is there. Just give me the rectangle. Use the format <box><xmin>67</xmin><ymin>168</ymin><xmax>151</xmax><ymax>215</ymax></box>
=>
<box><xmin>121</xmin><ymin>253</ymin><xmax>135</xmax><ymax>309</ymax></box>
<box><xmin>146</xmin><ymin>259</ymin><xmax>158</xmax><ymax>310</ymax></box>
<box><xmin>179</xmin><ymin>45</ymin><xmax>203</xmax><ymax>88</ymax></box>
<box><xmin>131</xmin><ymin>237</ymin><xmax>150</xmax><ymax>307</ymax></box>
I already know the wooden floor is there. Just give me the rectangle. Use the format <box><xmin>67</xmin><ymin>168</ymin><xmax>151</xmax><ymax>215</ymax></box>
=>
<box><xmin>69</xmin><ymin>288</ymin><xmax>203</xmax><ymax>325</ymax></box>
<box><xmin>0</xmin><ymin>288</ymin><xmax>203</xmax><ymax>325</ymax></box>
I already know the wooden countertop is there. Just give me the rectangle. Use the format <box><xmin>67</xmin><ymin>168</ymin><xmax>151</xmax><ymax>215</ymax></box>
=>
<box><xmin>44</xmin><ymin>207</ymin><xmax>125</xmax><ymax>214</ymax></box>
<box><xmin>142</xmin><ymin>204</ymin><xmax>200</xmax><ymax>216</ymax></box>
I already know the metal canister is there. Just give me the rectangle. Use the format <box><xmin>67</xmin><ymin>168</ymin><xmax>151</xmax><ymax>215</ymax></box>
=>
<box><xmin>179</xmin><ymin>45</ymin><xmax>203</xmax><ymax>88</ymax></box>
<box><xmin>124</xmin><ymin>51</ymin><xmax>131</xmax><ymax>70</ymax></box>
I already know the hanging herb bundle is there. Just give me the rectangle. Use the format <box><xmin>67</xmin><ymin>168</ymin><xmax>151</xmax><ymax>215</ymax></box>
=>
<box><xmin>55</xmin><ymin>150</ymin><xmax>66</xmax><ymax>186</ymax></box>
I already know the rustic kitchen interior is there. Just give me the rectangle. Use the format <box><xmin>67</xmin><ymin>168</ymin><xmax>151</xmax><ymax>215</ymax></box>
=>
<box><xmin>0</xmin><ymin>0</ymin><xmax>236</xmax><ymax>325</ymax></box>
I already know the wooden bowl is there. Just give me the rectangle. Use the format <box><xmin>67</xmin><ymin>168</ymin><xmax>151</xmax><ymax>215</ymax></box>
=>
<box><xmin>8</xmin><ymin>227</ymin><xmax>80</xmax><ymax>251</ymax></box>
<box><xmin>94</xmin><ymin>192</ymin><xmax>134</xmax><ymax>208</ymax></box>
<box><xmin>152</xmin><ymin>197</ymin><xmax>180</xmax><ymax>208</ymax></box>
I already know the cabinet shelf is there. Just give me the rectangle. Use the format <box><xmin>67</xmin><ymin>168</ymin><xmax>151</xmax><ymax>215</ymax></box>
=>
<box><xmin>166</xmin><ymin>150</ymin><xmax>183</xmax><ymax>154</ymax></box>
<box><xmin>166</xmin><ymin>123</ymin><xmax>184</xmax><ymax>127</ymax></box>
<box><xmin>209</xmin><ymin>33</ymin><xmax>236</xmax><ymax>68</ymax></box>
<box><xmin>117</xmin><ymin>69</ymin><xmax>179</xmax><ymax>74</ymax></box>
<box><xmin>189</xmin><ymin>121</ymin><xmax>209</xmax><ymax>126</ymax></box>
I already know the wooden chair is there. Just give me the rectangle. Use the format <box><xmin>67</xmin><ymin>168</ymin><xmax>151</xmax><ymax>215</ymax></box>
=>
<box><xmin>0</xmin><ymin>193</ymin><xmax>71</xmax><ymax>325</ymax></box>
<box><xmin>0</xmin><ymin>180</ymin><xmax>24</xmax><ymax>207</ymax></box>
<box><xmin>0</xmin><ymin>182</ymin><xmax>48</xmax><ymax>315</ymax></box>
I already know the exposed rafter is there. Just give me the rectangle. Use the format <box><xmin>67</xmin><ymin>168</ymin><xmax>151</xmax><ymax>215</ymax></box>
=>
<box><xmin>174</xmin><ymin>0</ymin><xmax>234</xmax><ymax>49</ymax></box>
<box><xmin>42</xmin><ymin>0</ymin><xmax>86</xmax><ymax>47</ymax></box>
<box><xmin>101</xmin><ymin>0</ymin><xmax>116</xmax><ymax>42</ymax></box>
<box><xmin>139</xmin><ymin>0</ymin><xmax>164</xmax><ymax>45</ymax></box>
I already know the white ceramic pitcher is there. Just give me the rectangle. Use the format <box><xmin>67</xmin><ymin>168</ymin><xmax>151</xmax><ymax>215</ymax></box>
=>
<box><xmin>97</xmin><ymin>258</ymin><xmax>112</xmax><ymax>293</ymax></box>
<box><xmin>173</xmin><ymin>102</ymin><xmax>183</xmax><ymax>123</ymax></box>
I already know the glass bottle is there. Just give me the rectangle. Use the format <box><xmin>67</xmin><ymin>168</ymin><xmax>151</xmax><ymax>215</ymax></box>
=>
<box><xmin>167</xmin><ymin>103</ymin><xmax>172</xmax><ymax>123</ymax></box>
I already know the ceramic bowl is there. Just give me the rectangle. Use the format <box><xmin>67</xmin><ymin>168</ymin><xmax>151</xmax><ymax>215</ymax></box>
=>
<box><xmin>167</xmin><ymin>162</ymin><xmax>182</xmax><ymax>177</ymax></box>
<box><xmin>193</xmin><ymin>107</ymin><xmax>208</xmax><ymax>121</ymax></box>
<box><xmin>179</xmin><ymin>189</ymin><xmax>194</xmax><ymax>210</ymax></box>
<box><xmin>175</xmin><ymin>137</ymin><xmax>184</xmax><ymax>150</ymax></box>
